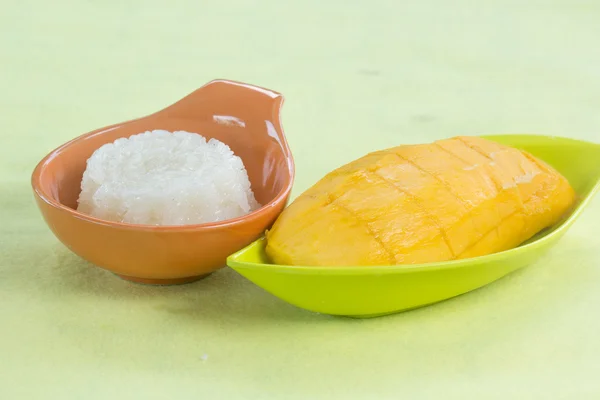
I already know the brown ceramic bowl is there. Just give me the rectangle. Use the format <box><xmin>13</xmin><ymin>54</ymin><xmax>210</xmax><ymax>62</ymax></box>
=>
<box><xmin>32</xmin><ymin>80</ymin><xmax>294</xmax><ymax>284</ymax></box>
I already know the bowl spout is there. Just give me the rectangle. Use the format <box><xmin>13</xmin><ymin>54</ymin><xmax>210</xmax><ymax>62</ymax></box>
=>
<box><xmin>161</xmin><ymin>80</ymin><xmax>290</xmax><ymax>153</ymax></box>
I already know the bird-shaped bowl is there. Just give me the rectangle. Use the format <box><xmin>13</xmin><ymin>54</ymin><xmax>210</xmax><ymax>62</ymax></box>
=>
<box><xmin>32</xmin><ymin>80</ymin><xmax>294</xmax><ymax>285</ymax></box>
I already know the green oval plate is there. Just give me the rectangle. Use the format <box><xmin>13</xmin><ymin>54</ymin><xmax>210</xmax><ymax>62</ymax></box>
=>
<box><xmin>227</xmin><ymin>135</ymin><xmax>600</xmax><ymax>318</ymax></box>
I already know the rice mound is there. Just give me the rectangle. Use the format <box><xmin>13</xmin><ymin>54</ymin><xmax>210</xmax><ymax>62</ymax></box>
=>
<box><xmin>77</xmin><ymin>130</ymin><xmax>261</xmax><ymax>225</ymax></box>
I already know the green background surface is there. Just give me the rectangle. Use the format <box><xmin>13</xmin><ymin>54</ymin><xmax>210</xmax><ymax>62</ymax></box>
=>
<box><xmin>2</xmin><ymin>1</ymin><xmax>599</xmax><ymax>399</ymax></box>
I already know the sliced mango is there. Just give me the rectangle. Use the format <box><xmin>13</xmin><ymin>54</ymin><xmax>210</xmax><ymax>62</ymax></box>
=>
<box><xmin>266</xmin><ymin>136</ymin><xmax>576</xmax><ymax>266</ymax></box>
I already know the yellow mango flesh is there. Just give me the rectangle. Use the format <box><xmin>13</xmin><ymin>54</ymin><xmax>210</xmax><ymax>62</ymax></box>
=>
<box><xmin>265</xmin><ymin>136</ymin><xmax>576</xmax><ymax>266</ymax></box>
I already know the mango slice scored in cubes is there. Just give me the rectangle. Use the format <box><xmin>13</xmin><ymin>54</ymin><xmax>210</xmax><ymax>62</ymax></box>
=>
<box><xmin>265</xmin><ymin>136</ymin><xmax>576</xmax><ymax>266</ymax></box>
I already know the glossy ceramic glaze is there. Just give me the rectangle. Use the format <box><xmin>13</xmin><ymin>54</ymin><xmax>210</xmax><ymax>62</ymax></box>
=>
<box><xmin>227</xmin><ymin>135</ymin><xmax>600</xmax><ymax>317</ymax></box>
<box><xmin>32</xmin><ymin>80</ymin><xmax>294</xmax><ymax>284</ymax></box>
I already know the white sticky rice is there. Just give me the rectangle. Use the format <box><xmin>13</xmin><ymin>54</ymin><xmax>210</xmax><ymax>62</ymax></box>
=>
<box><xmin>77</xmin><ymin>130</ymin><xmax>261</xmax><ymax>225</ymax></box>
